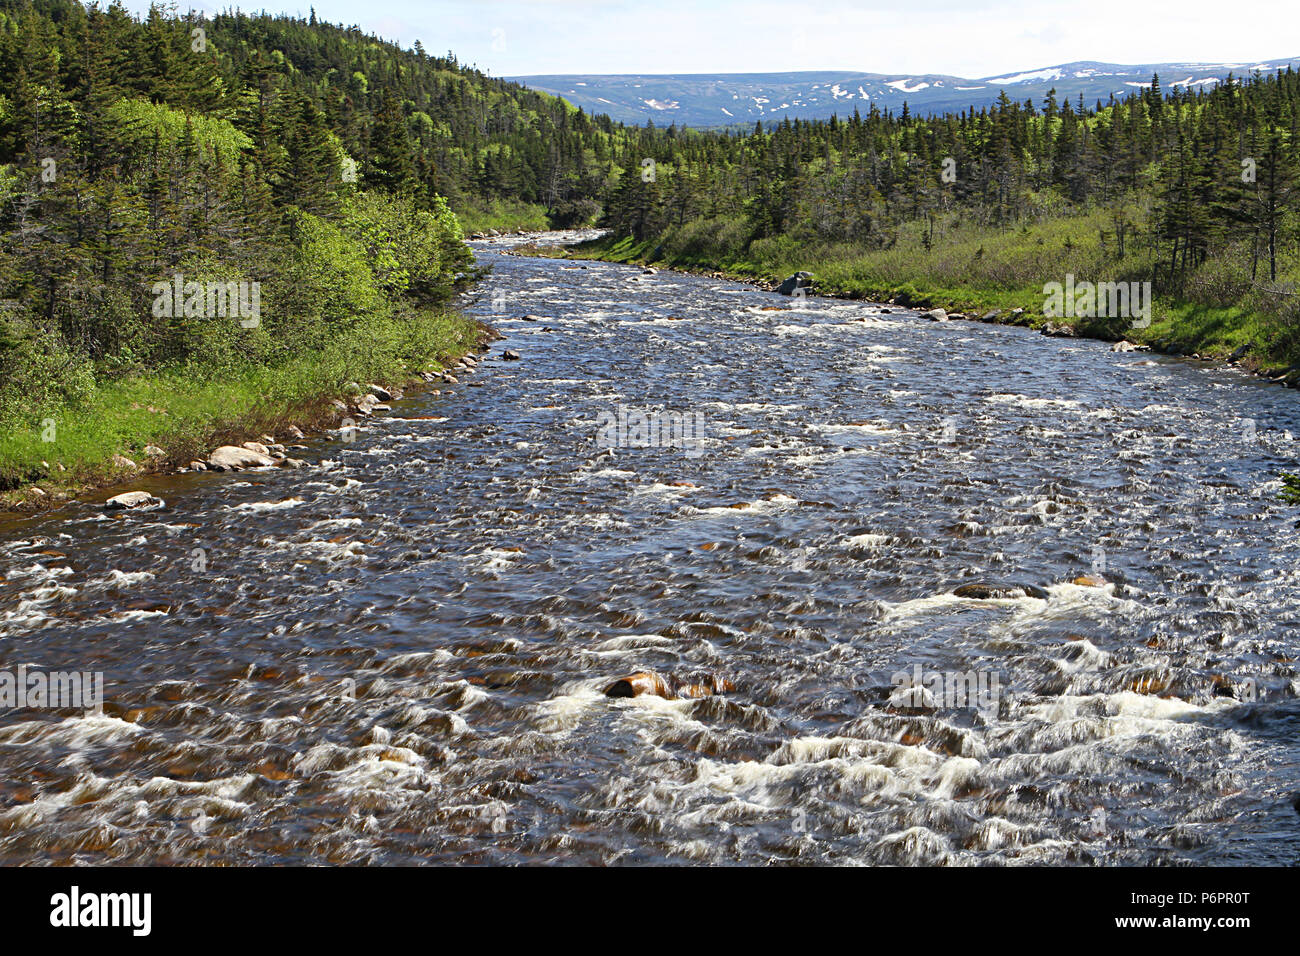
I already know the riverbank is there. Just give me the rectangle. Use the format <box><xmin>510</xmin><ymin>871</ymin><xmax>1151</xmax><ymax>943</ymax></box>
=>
<box><xmin>514</xmin><ymin>223</ymin><xmax>1300</xmax><ymax>388</ymax></box>
<box><xmin>0</xmin><ymin>310</ymin><xmax>495</xmax><ymax>517</ymax></box>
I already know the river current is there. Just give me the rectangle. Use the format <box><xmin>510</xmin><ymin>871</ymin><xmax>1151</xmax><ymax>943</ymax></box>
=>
<box><xmin>2</xmin><ymin>232</ymin><xmax>1299</xmax><ymax>864</ymax></box>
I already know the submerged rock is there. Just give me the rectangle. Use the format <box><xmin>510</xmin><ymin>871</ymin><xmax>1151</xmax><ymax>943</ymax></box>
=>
<box><xmin>106</xmin><ymin>490</ymin><xmax>163</xmax><ymax>510</ymax></box>
<box><xmin>953</xmin><ymin>583</ymin><xmax>1050</xmax><ymax>600</ymax></box>
<box><xmin>604</xmin><ymin>671</ymin><xmax>735</xmax><ymax>701</ymax></box>
<box><xmin>1071</xmin><ymin>575</ymin><xmax>1106</xmax><ymax>587</ymax></box>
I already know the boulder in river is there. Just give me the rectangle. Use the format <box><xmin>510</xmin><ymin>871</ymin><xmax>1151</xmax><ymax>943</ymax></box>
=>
<box><xmin>368</xmin><ymin>384</ymin><xmax>393</xmax><ymax>402</ymax></box>
<box><xmin>925</xmin><ymin>308</ymin><xmax>949</xmax><ymax>321</ymax></box>
<box><xmin>106</xmin><ymin>490</ymin><xmax>163</xmax><ymax>510</ymax></box>
<box><xmin>355</xmin><ymin>394</ymin><xmax>391</xmax><ymax>416</ymax></box>
<box><xmin>777</xmin><ymin>272</ymin><xmax>814</xmax><ymax>295</ymax></box>
<box><xmin>604</xmin><ymin>671</ymin><xmax>735</xmax><ymax>700</ymax></box>
<box><xmin>503</xmin><ymin>349</ymin><xmax>521</xmax><ymax>360</ymax></box>
<box><xmin>207</xmin><ymin>445</ymin><xmax>276</xmax><ymax>471</ymax></box>
<box><xmin>953</xmin><ymin>583</ymin><xmax>1050</xmax><ymax>600</ymax></box>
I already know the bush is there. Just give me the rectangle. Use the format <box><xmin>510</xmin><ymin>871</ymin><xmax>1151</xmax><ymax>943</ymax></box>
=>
<box><xmin>548</xmin><ymin>197</ymin><xmax>602</xmax><ymax>229</ymax></box>
<box><xmin>276</xmin><ymin>208</ymin><xmax>383</xmax><ymax>350</ymax></box>
<box><xmin>342</xmin><ymin>192</ymin><xmax>473</xmax><ymax>306</ymax></box>
<box><xmin>0</xmin><ymin>310</ymin><xmax>96</xmax><ymax>422</ymax></box>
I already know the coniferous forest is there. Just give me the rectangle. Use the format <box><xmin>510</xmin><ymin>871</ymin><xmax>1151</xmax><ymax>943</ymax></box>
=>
<box><xmin>1</xmin><ymin>0</ymin><xmax>1299</xmax><ymax>497</ymax></box>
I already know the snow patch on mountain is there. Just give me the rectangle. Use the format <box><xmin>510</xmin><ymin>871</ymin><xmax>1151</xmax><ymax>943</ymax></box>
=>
<box><xmin>985</xmin><ymin>68</ymin><xmax>1063</xmax><ymax>84</ymax></box>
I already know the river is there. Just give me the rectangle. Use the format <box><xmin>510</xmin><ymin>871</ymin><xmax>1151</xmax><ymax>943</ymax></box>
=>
<box><xmin>2</xmin><ymin>232</ymin><xmax>1298</xmax><ymax>864</ymax></box>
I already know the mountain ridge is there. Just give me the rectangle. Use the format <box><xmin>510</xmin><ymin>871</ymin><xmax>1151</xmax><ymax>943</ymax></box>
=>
<box><xmin>508</xmin><ymin>57</ymin><xmax>1300</xmax><ymax>127</ymax></box>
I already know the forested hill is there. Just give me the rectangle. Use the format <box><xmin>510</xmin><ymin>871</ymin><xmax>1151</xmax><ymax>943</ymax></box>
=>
<box><xmin>0</xmin><ymin>0</ymin><xmax>632</xmax><ymax>226</ymax></box>
<box><xmin>5</xmin><ymin>0</ymin><xmax>641</xmax><ymax>489</ymax></box>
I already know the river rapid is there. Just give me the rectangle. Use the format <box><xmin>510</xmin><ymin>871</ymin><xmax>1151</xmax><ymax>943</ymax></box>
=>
<box><xmin>2</xmin><ymin>231</ymin><xmax>1299</xmax><ymax>865</ymax></box>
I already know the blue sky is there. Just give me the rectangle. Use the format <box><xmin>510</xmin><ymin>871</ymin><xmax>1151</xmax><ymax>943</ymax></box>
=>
<box><xmin>119</xmin><ymin>1</ymin><xmax>1295</xmax><ymax>78</ymax></box>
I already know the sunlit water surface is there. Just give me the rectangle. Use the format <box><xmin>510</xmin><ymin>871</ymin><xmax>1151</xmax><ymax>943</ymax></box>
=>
<box><xmin>2</xmin><ymin>232</ymin><xmax>1299</xmax><ymax>864</ymax></box>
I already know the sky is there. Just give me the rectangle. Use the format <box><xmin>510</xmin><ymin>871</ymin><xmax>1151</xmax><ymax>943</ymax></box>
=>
<box><xmin>119</xmin><ymin>0</ymin><xmax>1297</xmax><ymax>79</ymax></box>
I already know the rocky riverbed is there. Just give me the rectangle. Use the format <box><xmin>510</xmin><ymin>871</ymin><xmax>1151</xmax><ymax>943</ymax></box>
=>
<box><xmin>1</xmin><ymin>232</ymin><xmax>1299</xmax><ymax>864</ymax></box>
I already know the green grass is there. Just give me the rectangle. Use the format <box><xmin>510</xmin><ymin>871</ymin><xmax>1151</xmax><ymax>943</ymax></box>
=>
<box><xmin>0</xmin><ymin>309</ymin><xmax>480</xmax><ymax>504</ymax></box>
<box><xmin>536</xmin><ymin>209</ymin><xmax>1300</xmax><ymax>368</ymax></box>
<box><xmin>455</xmin><ymin>198</ymin><xmax>551</xmax><ymax>235</ymax></box>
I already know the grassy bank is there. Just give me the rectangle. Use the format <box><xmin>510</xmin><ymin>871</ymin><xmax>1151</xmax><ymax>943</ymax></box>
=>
<box><xmin>455</xmin><ymin>199</ymin><xmax>553</xmax><ymax>235</ymax></box>
<box><xmin>523</xmin><ymin>209</ymin><xmax>1300</xmax><ymax>378</ymax></box>
<box><xmin>0</xmin><ymin>309</ymin><xmax>483</xmax><ymax>513</ymax></box>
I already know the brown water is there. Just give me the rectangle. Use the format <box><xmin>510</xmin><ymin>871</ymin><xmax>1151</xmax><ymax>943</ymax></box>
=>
<box><xmin>2</xmin><ymin>233</ymin><xmax>1299</xmax><ymax>865</ymax></box>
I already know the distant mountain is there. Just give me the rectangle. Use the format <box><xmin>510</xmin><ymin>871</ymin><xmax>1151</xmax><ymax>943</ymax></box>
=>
<box><xmin>509</xmin><ymin>58</ymin><xmax>1300</xmax><ymax>127</ymax></box>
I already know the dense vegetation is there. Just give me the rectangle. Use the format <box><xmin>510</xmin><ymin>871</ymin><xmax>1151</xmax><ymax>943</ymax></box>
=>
<box><xmin>0</xmin><ymin>0</ymin><xmax>512</xmax><ymax>492</ymax></box>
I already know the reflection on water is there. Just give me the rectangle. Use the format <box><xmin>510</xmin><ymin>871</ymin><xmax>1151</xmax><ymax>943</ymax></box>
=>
<box><xmin>2</xmin><ymin>232</ymin><xmax>1299</xmax><ymax>864</ymax></box>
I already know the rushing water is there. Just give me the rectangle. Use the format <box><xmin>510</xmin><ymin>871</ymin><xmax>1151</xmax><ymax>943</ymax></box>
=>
<box><xmin>2</xmin><ymin>232</ymin><xmax>1300</xmax><ymax>865</ymax></box>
